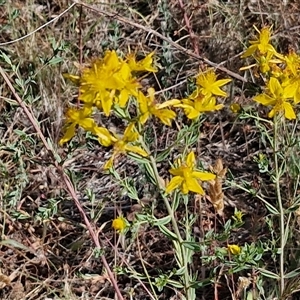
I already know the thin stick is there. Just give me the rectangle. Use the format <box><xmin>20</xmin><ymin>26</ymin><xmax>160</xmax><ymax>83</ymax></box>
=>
<box><xmin>177</xmin><ymin>0</ymin><xmax>199</xmax><ymax>55</ymax></box>
<box><xmin>0</xmin><ymin>3</ymin><xmax>77</xmax><ymax>46</ymax></box>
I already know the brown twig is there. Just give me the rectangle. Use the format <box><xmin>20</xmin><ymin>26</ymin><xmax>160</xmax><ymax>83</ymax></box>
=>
<box><xmin>0</xmin><ymin>65</ymin><xmax>125</xmax><ymax>300</ymax></box>
<box><xmin>177</xmin><ymin>0</ymin><xmax>199</xmax><ymax>55</ymax></box>
<box><xmin>77</xmin><ymin>4</ymin><xmax>83</xmax><ymax>107</ymax></box>
<box><xmin>73</xmin><ymin>0</ymin><xmax>247</xmax><ymax>83</ymax></box>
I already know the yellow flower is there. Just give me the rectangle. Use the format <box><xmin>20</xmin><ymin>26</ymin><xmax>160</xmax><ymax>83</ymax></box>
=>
<box><xmin>96</xmin><ymin>123</ymin><xmax>148</xmax><ymax>169</ymax></box>
<box><xmin>166</xmin><ymin>151</ymin><xmax>216</xmax><ymax>195</ymax></box>
<box><xmin>112</xmin><ymin>216</ymin><xmax>127</xmax><ymax>232</ymax></box>
<box><xmin>196</xmin><ymin>69</ymin><xmax>232</xmax><ymax>98</ymax></box>
<box><xmin>230</xmin><ymin>103</ymin><xmax>242</xmax><ymax>114</ymax></box>
<box><xmin>138</xmin><ymin>88</ymin><xmax>180</xmax><ymax>125</ymax></box>
<box><xmin>282</xmin><ymin>51</ymin><xmax>300</xmax><ymax>104</ymax></box>
<box><xmin>78</xmin><ymin>51</ymin><xmax>139</xmax><ymax>116</ymax></box>
<box><xmin>59</xmin><ymin>106</ymin><xmax>97</xmax><ymax>145</ymax></box>
<box><xmin>175</xmin><ymin>93</ymin><xmax>224</xmax><ymax>119</ymax></box>
<box><xmin>233</xmin><ymin>210</ymin><xmax>244</xmax><ymax>223</ymax></box>
<box><xmin>254</xmin><ymin>77</ymin><xmax>296</xmax><ymax>120</ymax></box>
<box><xmin>126</xmin><ymin>51</ymin><xmax>158</xmax><ymax>72</ymax></box>
<box><xmin>284</xmin><ymin>50</ymin><xmax>300</xmax><ymax>77</ymax></box>
<box><xmin>240</xmin><ymin>51</ymin><xmax>283</xmax><ymax>74</ymax></box>
<box><xmin>228</xmin><ymin>244</ymin><xmax>241</xmax><ymax>255</ymax></box>
<box><xmin>241</xmin><ymin>26</ymin><xmax>279</xmax><ymax>58</ymax></box>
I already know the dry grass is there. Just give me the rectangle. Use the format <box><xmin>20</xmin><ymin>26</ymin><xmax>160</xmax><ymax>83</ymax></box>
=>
<box><xmin>1</xmin><ymin>0</ymin><xmax>300</xmax><ymax>299</ymax></box>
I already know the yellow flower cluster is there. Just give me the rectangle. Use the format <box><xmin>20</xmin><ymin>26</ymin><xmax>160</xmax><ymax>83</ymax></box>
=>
<box><xmin>241</xmin><ymin>25</ymin><xmax>283</xmax><ymax>74</ymax></box>
<box><xmin>60</xmin><ymin>50</ymin><xmax>231</xmax><ymax>173</ymax></box>
<box><xmin>241</xmin><ymin>26</ymin><xmax>300</xmax><ymax>120</ymax></box>
<box><xmin>174</xmin><ymin>69</ymin><xmax>231</xmax><ymax>119</ymax></box>
<box><xmin>60</xmin><ymin>50</ymin><xmax>158</xmax><ymax>168</ymax></box>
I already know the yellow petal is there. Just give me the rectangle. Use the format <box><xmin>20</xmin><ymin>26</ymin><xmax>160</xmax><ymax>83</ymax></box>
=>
<box><xmin>155</xmin><ymin>109</ymin><xmax>176</xmax><ymax>126</ymax></box>
<box><xmin>138</xmin><ymin>93</ymin><xmax>149</xmax><ymax>114</ymax></box>
<box><xmin>165</xmin><ymin>176</ymin><xmax>183</xmax><ymax>193</ymax></box>
<box><xmin>284</xmin><ymin>82</ymin><xmax>298</xmax><ymax>99</ymax></box>
<box><xmin>59</xmin><ymin>123</ymin><xmax>76</xmax><ymax>145</ymax></box>
<box><xmin>95</xmin><ymin>126</ymin><xmax>114</xmax><ymax>147</ymax></box>
<box><xmin>186</xmin><ymin>178</ymin><xmax>205</xmax><ymax>194</ymax></box>
<box><xmin>124</xmin><ymin>123</ymin><xmax>139</xmax><ymax>142</ymax></box>
<box><xmin>228</xmin><ymin>244</ymin><xmax>241</xmax><ymax>255</ymax></box>
<box><xmin>139</xmin><ymin>112</ymin><xmax>150</xmax><ymax>124</ymax></box>
<box><xmin>283</xmin><ymin>102</ymin><xmax>296</xmax><ymax>120</ymax></box>
<box><xmin>169</xmin><ymin>167</ymin><xmax>183</xmax><ymax>177</ymax></box>
<box><xmin>215</xmin><ymin>78</ymin><xmax>232</xmax><ymax>87</ymax></box>
<box><xmin>102</xmin><ymin>96</ymin><xmax>113</xmax><ymax>117</ymax></box>
<box><xmin>104</xmin><ymin>156</ymin><xmax>114</xmax><ymax>170</ymax></box>
<box><xmin>186</xmin><ymin>152</ymin><xmax>196</xmax><ymax>168</ymax></box>
<box><xmin>147</xmin><ymin>87</ymin><xmax>156</xmax><ymax>101</ymax></box>
<box><xmin>268</xmin><ymin>108</ymin><xmax>276</xmax><ymax>119</ymax></box>
<box><xmin>294</xmin><ymin>88</ymin><xmax>300</xmax><ymax>104</ymax></box>
<box><xmin>185</xmin><ymin>108</ymin><xmax>201</xmax><ymax>119</ymax></box>
<box><xmin>254</xmin><ymin>94</ymin><xmax>276</xmax><ymax>106</ymax></box>
<box><xmin>157</xmin><ymin>99</ymin><xmax>181</xmax><ymax>109</ymax></box>
<box><xmin>209</xmin><ymin>85</ymin><xmax>228</xmax><ymax>97</ymax></box>
<box><xmin>104</xmin><ymin>50</ymin><xmax>120</xmax><ymax>69</ymax></box>
<box><xmin>241</xmin><ymin>45</ymin><xmax>257</xmax><ymax>58</ymax></box>
<box><xmin>118</xmin><ymin>89</ymin><xmax>130</xmax><ymax>107</ymax></box>
<box><xmin>79</xmin><ymin>117</ymin><xmax>96</xmax><ymax>132</ymax></box>
<box><xmin>63</xmin><ymin>73</ymin><xmax>80</xmax><ymax>85</ymax></box>
<box><xmin>268</xmin><ymin>77</ymin><xmax>283</xmax><ymax>98</ymax></box>
<box><xmin>193</xmin><ymin>171</ymin><xmax>216</xmax><ymax>181</ymax></box>
<box><xmin>125</xmin><ymin>145</ymin><xmax>148</xmax><ymax>157</ymax></box>
<box><xmin>127</xmin><ymin>52</ymin><xmax>158</xmax><ymax>72</ymax></box>
<box><xmin>181</xmin><ymin>181</ymin><xmax>189</xmax><ymax>194</ymax></box>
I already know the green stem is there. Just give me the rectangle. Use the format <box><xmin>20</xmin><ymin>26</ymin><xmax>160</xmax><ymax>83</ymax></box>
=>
<box><xmin>273</xmin><ymin>116</ymin><xmax>285</xmax><ymax>295</ymax></box>
<box><xmin>140</xmin><ymin>140</ymin><xmax>192</xmax><ymax>299</ymax></box>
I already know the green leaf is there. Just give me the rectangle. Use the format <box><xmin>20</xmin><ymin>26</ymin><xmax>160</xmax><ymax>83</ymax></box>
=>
<box><xmin>182</xmin><ymin>241</ymin><xmax>201</xmax><ymax>251</ymax></box>
<box><xmin>0</xmin><ymin>51</ymin><xmax>12</xmax><ymax>65</ymax></box>
<box><xmin>167</xmin><ymin>279</ymin><xmax>184</xmax><ymax>288</ymax></box>
<box><xmin>142</xmin><ymin>161</ymin><xmax>157</xmax><ymax>185</ymax></box>
<box><xmin>264</xmin><ymin>201</ymin><xmax>279</xmax><ymax>214</ymax></box>
<box><xmin>174</xmin><ymin>266</ymin><xmax>186</xmax><ymax>276</ymax></box>
<box><xmin>246</xmin><ymin>291</ymin><xmax>254</xmax><ymax>300</ymax></box>
<box><xmin>284</xmin><ymin>267</ymin><xmax>300</xmax><ymax>279</ymax></box>
<box><xmin>15</xmin><ymin>78</ymin><xmax>24</xmax><ymax>88</ymax></box>
<box><xmin>48</xmin><ymin>56</ymin><xmax>64</xmax><ymax>65</ymax></box>
<box><xmin>256</xmin><ymin>267</ymin><xmax>280</xmax><ymax>279</ymax></box>
<box><xmin>189</xmin><ymin>278</ymin><xmax>212</xmax><ymax>288</ymax></box>
<box><xmin>153</xmin><ymin>216</ymin><xmax>171</xmax><ymax>226</ymax></box>
<box><xmin>171</xmin><ymin>192</ymin><xmax>181</xmax><ymax>211</ymax></box>
<box><xmin>157</xmin><ymin>224</ymin><xmax>177</xmax><ymax>240</ymax></box>
<box><xmin>156</xmin><ymin>148</ymin><xmax>172</xmax><ymax>162</ymax></box>
<box><xmin>0</xmin><ymin>239</ymin><xmax>31</xmax><ymax>251</ymax></box>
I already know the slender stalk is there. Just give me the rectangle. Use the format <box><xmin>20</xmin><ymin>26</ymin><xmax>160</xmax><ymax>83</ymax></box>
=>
<box><xmin>273</xmin><ymin>116</ymin><xmax>285</xmax><ymax>295</ymax></box>
<box><xmin>140</xmin><ymin>140</ymin><xmax>192</xmax><ymax>299</ymax></box>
